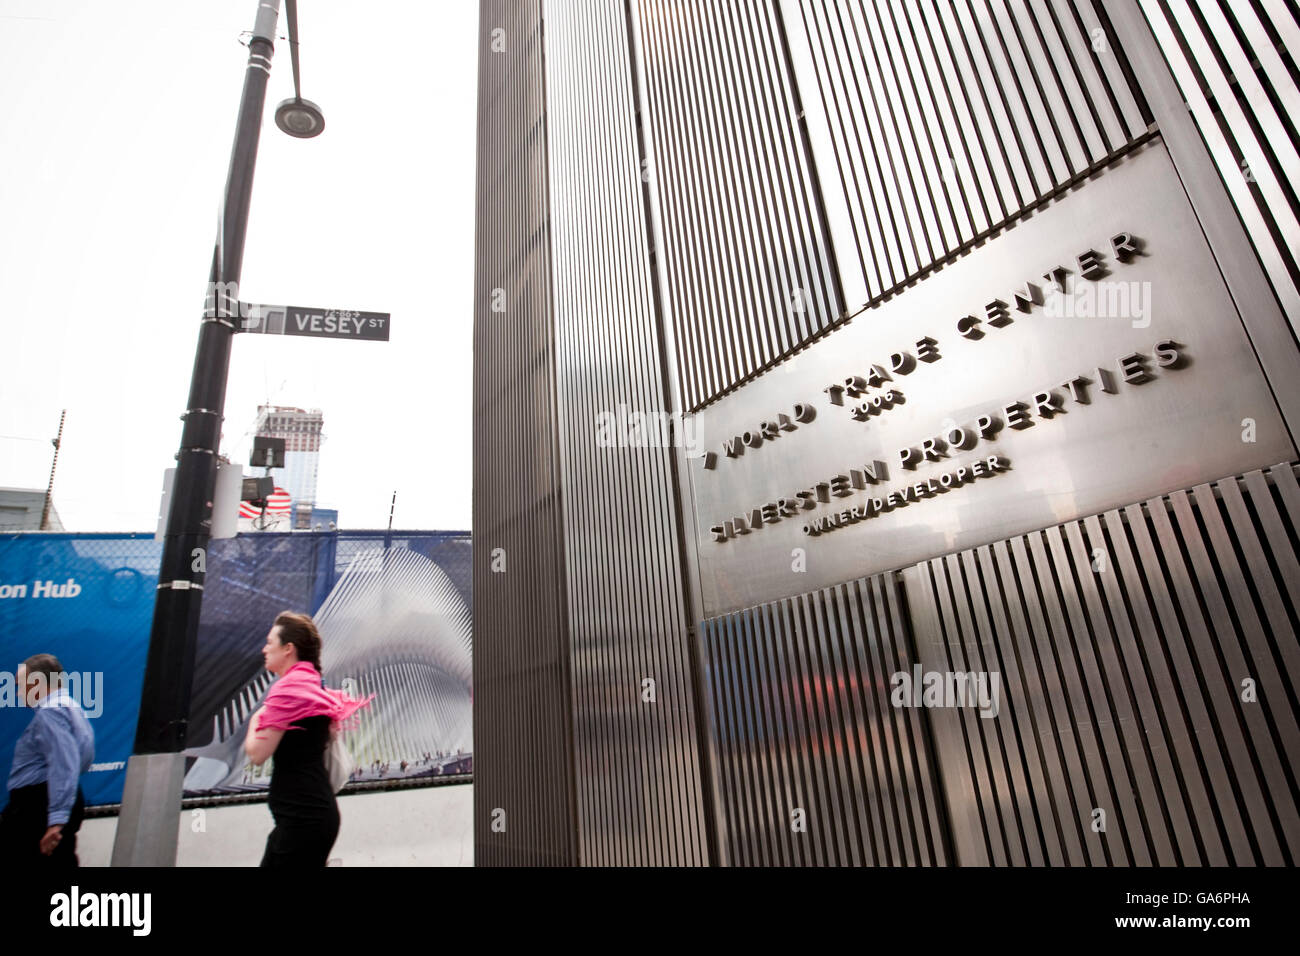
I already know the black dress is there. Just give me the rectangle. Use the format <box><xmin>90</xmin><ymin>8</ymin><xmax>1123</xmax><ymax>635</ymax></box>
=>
<box><xmin>260</xmin><ymin>715</ymin><xmax>339</xmax><ymax>867</ymax></box>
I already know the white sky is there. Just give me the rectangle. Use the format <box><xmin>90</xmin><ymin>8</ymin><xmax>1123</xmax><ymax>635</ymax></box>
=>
<box><xmin>0</xmin><ymin>0</ymin><xmax>478</xmax><ymax>531</ymax></box>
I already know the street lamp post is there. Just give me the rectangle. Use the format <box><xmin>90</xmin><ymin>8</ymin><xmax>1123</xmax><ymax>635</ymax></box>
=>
<box><xmin>111</xmin><ymin>0</ymin><xmax>285</xmax><ymax>867</ymax></box>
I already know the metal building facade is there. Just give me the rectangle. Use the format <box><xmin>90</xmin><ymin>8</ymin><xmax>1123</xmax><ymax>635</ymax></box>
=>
<box><xmin>472</xmin><ymin>0</ymin><xmax>578</xmax><ymax>866</ymax></box>
<box><xmin>545</xmin><ymin>0</ymin><xmax>712</xmax><ymax>866</ymax></box>
<box><xmin>473</xmin><ymin>0</ymin><xmax>713</xmax><ymax>866</ymax></box>
<box><xmin>473</xmin><ymin>0</ymin><xmax>1300</xmax><ymax>865</ymax></box>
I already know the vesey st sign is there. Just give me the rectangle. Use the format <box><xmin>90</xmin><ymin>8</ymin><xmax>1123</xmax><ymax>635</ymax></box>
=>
<box><xmin>237</xmin><ymin>303</ymin><xmax>391</xmax><ymax>341</ymax></box>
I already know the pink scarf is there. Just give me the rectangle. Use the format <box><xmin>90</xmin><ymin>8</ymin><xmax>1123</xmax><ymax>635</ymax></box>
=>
<box><xmin>258</xmin><ymin>662</ymin><xmax>373</xmax><ymax>732</ymax></box>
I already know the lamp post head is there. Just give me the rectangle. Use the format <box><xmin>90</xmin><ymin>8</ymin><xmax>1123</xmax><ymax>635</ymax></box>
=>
<box><xmin>275</xmin><ymin>97</ymin><xmax>325</xmax><ymax>138</ymax></box>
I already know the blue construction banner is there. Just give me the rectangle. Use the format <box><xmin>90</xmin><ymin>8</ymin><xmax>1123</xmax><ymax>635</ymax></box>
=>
<box><xmin>0</xmin><ymin>534</ymin><xmax>157</xmax><ymax>808</ymax></box>
<box><xmin>0</xmin><ymin>530</ymin><xmax>472</xmax><ymax>809</ymax></box>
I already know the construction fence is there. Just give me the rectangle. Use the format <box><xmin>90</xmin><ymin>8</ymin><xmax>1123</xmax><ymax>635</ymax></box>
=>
<box><xmin>0</xmin><ymin>530</ymin><xmax>472</xmax><ymax>807</ymax></box>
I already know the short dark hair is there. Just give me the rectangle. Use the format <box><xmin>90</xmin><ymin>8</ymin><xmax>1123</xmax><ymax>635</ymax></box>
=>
<box><xmin>273</xmin><ymin>612</ymin><xmax>322</xmax><ymax>672</ymax></box>
<box><xmin>21</xmin><ymin>653</ymin><xmax>63</xmax><ymax>680</ymax></box>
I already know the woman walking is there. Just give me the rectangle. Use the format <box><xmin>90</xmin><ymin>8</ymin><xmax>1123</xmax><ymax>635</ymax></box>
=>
<box><xmin>244</xmin><ymin>611</ymin><xmax>371</xmax><ymax>867</ymax></box>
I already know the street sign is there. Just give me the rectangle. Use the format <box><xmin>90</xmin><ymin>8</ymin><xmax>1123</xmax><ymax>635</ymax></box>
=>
<box><xmin>241</xmin><ymin>475</ymin><xmax>275</xmax><ymax>501</ymax></box>
<box><xmin>250</xmin><ymin>436</ymin><xmax>285</xmax><ymax>468</ymax></box>
<box><xmin>239</xmin><ymin>302</ymin><xmax>390</xmax><ymax>341</ymax></box>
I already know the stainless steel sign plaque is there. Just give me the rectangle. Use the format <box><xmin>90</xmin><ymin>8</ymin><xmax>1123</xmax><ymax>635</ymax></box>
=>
<box><xmin>687</xmin><ymin>143</ymin><xmax>1295</xmax><ymax>615</ymax></box>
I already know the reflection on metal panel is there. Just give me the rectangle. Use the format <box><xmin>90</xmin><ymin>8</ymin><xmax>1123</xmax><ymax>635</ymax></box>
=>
<box><xmin>784</xmin><ymin>0</ymin><xmax>1151</xmax><ymax>313</ymax></box>
<box><xmin>635</xmin><ymin>0</ymin><xmax>845</xmax><ymax>411</ymax></box>
<box><xmin>473</xmin><ymin>0</ymin><xmax>578</xmax><ymax>866</ymax></box>
<box><xmin>544</xmin><ymin>0</ymin><xmax>710</xmax><ymax>866</ymax></box>
<box><xmin>1137</xmin><ymin>0</ymin><xmax>1300</xmax><ymax>338</ymax></box>
<box><xmin>907</xmin><ymin>461</ymin><xmax>1300</xmax><ymax>865</ymax></box>
<box><xmin>703</xmin><ymin>573</ymin><xmax>949</xmax><ymax>865</ymax></box>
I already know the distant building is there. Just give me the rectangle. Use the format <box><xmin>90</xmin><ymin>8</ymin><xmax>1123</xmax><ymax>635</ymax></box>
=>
<box><xmin>0</xmin><ymin>487</ymin><xmax>63</xmax><ymax>531</ymax></box>
<box><xmin>252</xmin><ymin>406</ymin><xmax>323</xmax><ymax>513</ymax></box>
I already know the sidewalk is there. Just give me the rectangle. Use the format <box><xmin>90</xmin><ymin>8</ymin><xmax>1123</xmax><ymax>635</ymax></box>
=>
<box><xmin>74</xmin><ymin>782</ymin><xmax>472</xmax><ymax>866</ymax></box>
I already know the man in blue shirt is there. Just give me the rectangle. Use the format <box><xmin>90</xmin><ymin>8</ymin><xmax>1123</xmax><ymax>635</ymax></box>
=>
<box><xmin>0</xmin><ymin>653</ymin><xmax>95</xmax><ymax>867</ymax></box>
